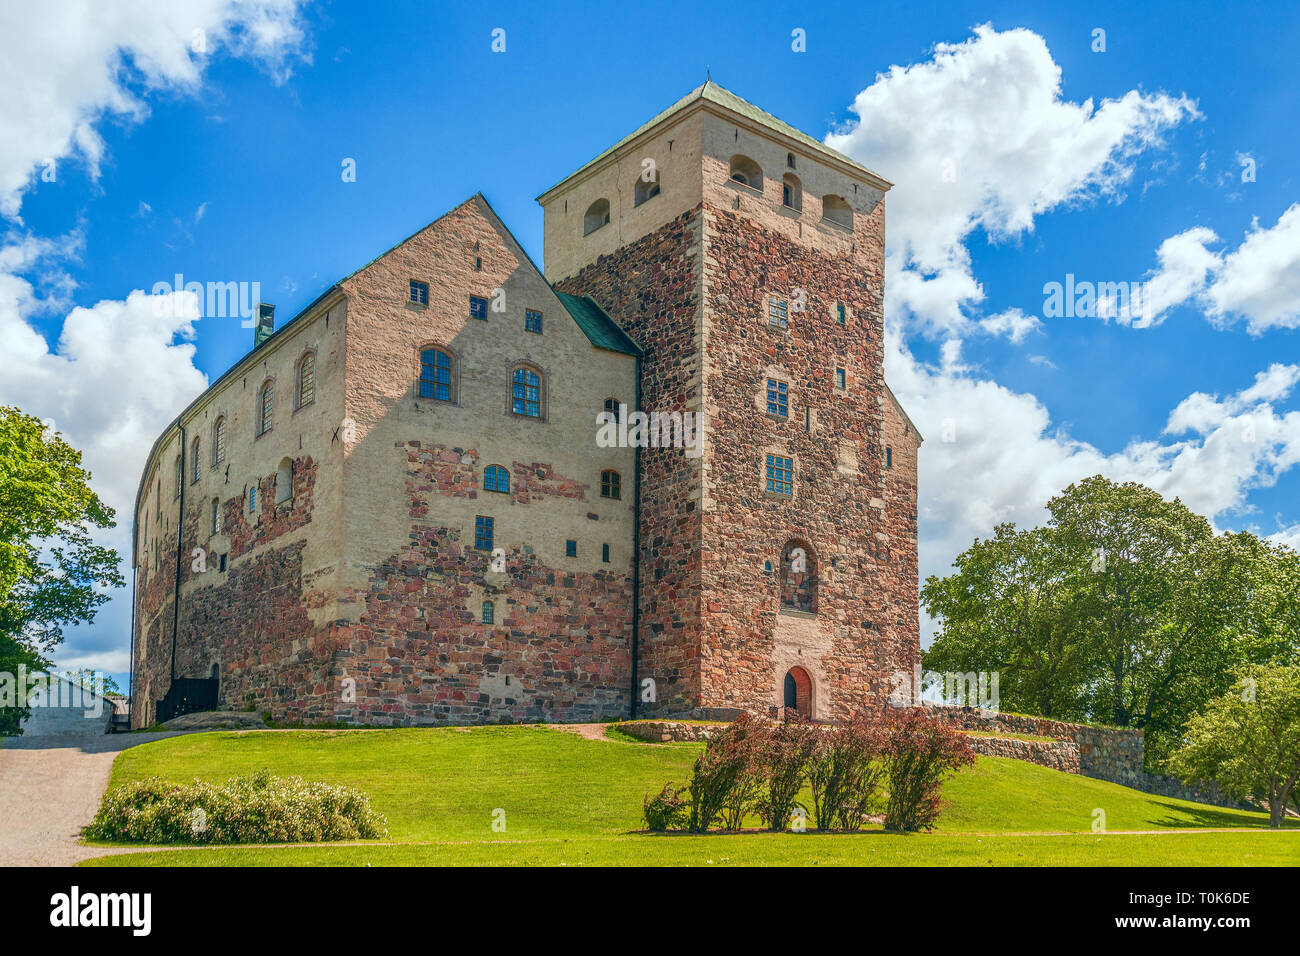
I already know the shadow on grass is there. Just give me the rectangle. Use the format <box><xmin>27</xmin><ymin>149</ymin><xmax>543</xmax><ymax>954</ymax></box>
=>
<box><xmin>1150</xmin><ymin>799</ymin><xmax>1286</xmax><ymax>829</ymax></box>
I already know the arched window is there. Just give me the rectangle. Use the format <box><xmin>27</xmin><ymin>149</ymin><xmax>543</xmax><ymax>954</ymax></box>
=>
<box><xmin>603</xmin><ymin>397</ymin><xmax>622</xmax><ymax>424</ymax></box>
<box><xmin>780</xmin><ymin>540</ymin><xmax>817</xmax><ymax>613</ymax></box>
<box><xmin>729</xmin><ymin>154</ymin><xmax>763</xmax><ymax>190</ymax></box>
<box><xmin>484</xmin><ymin>464</ymin><xmax>510</xmax><ymax>493</ymax></box>
<box><xmin>482</xmin><ymin>600</ymin><xmax>494</xmax><ymax>624</ymax></box>
<box><xmin>511</xmin><ymin>365</ymin><xmax>542</xmax><ymax>418</ymax></box>
<box><xmin>419</xmin><ymin>348</ymin><xmax>453</xmax><ymax>402</ymax></box>
<box><xmin>786</xmin><ymin>152</ymin><xmax>797</xmax><ymax>169</ymax></box>
<box><xmin>297</xmin><ymin>352</ymin><xmax>315</xmax><ymax>409</ymax></box>
<box><xmin>257</xmin><ymin>381</ymin><xmax>274</xmax><ymax>436</ymax></box>
<box><xmin>248</xmin><ymin>483</ymin><xmax>257</xmax><ymax>514</ymax></box>
<box><xmin>633</xmin><ymin>174</ymin><xmax>660</xmax><ymax>207</ymax></box>
<box><xmin>191</xmin><ymin>437</ymin><xmax>201</xmax><ymax>483</ymax></box>
<box><xmin>210</xmin><ymin>497</ymin><xmax>221</xmax><ymax>535</ymax></box>
<box><xmin>213</xmin><ymin>417</ymin><xmax>226</xmax><ymax>466</ymax></box>
<box><xmin>822</xmin><ymin>194</ymin><xmax>853</xmax><ymax>229</ymax></box>
<box><xmin>583</xmin><ymin>198</ymin><xmax>611</xmax><ymax>235</ymax></box>
<box><xmin>782</xmin><ymin>173</ymin><xmax>802</xmax><ymax>211</ymax></box>
<box><xmin>600</xmin><ymin>469</ymin><xmax>621</xmax><ymax>500</ymax></box>
<box><xmin>275</xmin><ymin>458</ymin><xmax>293</xmax><ymax>505</ymax></box>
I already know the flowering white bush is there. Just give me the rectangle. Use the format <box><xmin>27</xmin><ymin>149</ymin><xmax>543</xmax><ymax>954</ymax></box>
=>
<box><xmin>84</xmin><ymin>769</ymin><xmax>388</xmax><ymax>843</ymax></box>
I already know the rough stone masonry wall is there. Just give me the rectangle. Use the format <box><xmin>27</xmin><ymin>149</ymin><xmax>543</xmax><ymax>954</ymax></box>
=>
<box><xmin>168</xmin><ymin>456</ymin><xmax>340</xmax><ymax>724</ymax></box>
<box><xmin>695</xmin><ymin>199</ymin><xmax>919</xmax><ymax>720</ymax></box>
<box><xmin>556</xmin><ymin>208</ymin><xmax>707</xmax><ymax>717</ymax></box>
<box><xmin>331</xmin><ymin>441</ymin><xmax>633</xmax><ymax>724</ymax></box>
<box><xmin>332</xmin><ymin>197</ymin><xmax>637</xmax><ymax>725</ymax></box>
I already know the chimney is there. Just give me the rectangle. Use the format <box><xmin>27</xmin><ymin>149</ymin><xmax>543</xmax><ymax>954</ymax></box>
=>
<box><xmin>254</xmin><ymin>303</ymin><xmax>275</xmax><ymax>348</ymax></box>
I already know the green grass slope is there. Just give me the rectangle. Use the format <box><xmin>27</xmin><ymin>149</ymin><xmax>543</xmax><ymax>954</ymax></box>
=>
<box><xmin>79</xmin><ymin>726</ymin><xmax>1299</xmax><ymax>867</ymax></box>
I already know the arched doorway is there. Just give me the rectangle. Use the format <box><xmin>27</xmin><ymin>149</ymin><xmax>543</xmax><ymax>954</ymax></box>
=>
<box><xmin>783</xmin><ymin>666</ymin><xmax>812</xmax><ymax>719</ymax></box>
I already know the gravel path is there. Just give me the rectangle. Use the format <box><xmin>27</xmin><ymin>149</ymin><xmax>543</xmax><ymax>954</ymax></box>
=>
<box><xmin>0</xmin><ymin>732</ymin><xmax>185</xmax><ymax>867</ymax></box>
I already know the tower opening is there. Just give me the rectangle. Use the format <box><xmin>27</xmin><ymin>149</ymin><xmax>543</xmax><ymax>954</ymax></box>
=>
<box><xmin>783</xmin><ymin>666</ymin><xmax>812</xmax><ymax>719</ymax></box>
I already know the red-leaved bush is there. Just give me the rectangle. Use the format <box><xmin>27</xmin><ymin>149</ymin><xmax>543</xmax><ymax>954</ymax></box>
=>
<box><xmin>880</xmin><ymin>708</ymin><xmax>975</xmax><ymax>832</ymax></box>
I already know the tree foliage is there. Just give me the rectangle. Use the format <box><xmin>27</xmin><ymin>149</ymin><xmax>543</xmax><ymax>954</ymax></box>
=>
<box><xmin>0</xmin><ymin>406</ymin><xmax>122</xmax><ymax>733</ymax></box>
<box><xmin>1170</xmin><ymin>665</ymin><xmax>1300</xmax><ymax>827</ymax></box>
<box><xmin>923</xmin><ymin>476</ymin><xmax>1299</xmax><ymax>765</ymax></box>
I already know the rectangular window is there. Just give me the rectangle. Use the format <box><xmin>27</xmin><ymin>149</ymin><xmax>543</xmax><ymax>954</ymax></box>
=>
<box><xmin>525</xmin><ymin>309</ymin><xmax>543</xmax><ymax>334</ymax></box>
<box><xmin>602</xmin><ymin>543</ymin><xmax>610</xmax><ymax>563</ymax></box>
<box><xmin>409</xmin><ymin>280</ymin><xmax>429</xmax><ymax>305</ymax></box>
<box><xmin>836</xmin><ymin>302</ymin><xmax>846</xmax><ymax>324</ymax></box>
<box><xmin>248</xmin><ymin>485</ymin><xmax>257</xmax><ymax>513</ymax></box>
<box><xmin>765</xmin><ymin>453</ymin><xmax>794</xmax><ymax>496</ymax></box>
<box><xmin>482</xmin><ymin>601</ymin><xmax>494</xmax><ymax>624</ymax></box>
<box><xmin>565</xmin><ymin>540</ymin><xmax>577</xmax><ymax>557</ymax></box>
<box><xmin>766</xmin><ymin>379</ymin><xmax>788</xmax><ymax>417</ymax></box>
<box><xmin>218</xmin><ymin>553</ymin><xmax>227</xmax><ymax>573</ymax></box>
<box><xmin>835</xmin><ymin>367</ymin><xmax>846</xmax><ymax>390</ymax></box>
<box><xmin>211</xmin><ymin>498</ymin><xmax>220</xmax><ymax>535</ymax></box>
<box><xmin>768</xmin><ymin>295</ymin><xmax>789</xmax><ymax>329</ymax></box>
<box><xmin>475</xmin><ymin>515</ymin><xmax>494</xmax><ymax>551</ymax></box>
<box><xmin>469</xmin><ymin>295</ymin><xmax>488</xmax><ymax>320</ymax></box>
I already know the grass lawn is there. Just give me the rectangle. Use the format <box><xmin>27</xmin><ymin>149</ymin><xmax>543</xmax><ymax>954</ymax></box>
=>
<box><xmin>79</xmin><ymin>725</ymin><xmax>1300</xmax><ymax>867</ymax></box>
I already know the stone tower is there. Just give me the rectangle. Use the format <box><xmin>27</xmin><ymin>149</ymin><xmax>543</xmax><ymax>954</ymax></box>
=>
<box><xmin>539</xmin><ymin>83</ymin><xmax>922</xmax><ymax>721</ymax></box>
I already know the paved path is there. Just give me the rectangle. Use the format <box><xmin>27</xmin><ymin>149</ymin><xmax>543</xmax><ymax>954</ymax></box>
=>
<box><xmin>0</xmin><ymin>732</ymin><xmax>185</xmax><ymax>867</ymax></box>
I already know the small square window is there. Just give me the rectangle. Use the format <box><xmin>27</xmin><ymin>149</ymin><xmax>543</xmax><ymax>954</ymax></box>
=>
<box><xmin>525</xmin><ymin>309</ymin><xmax>543</xmax><ymax>334</ymax></box>
<box><xmin>836</xmin><ymin>302</ymin><xmax>846</xmax><ymax>324</ymax></box>
<box><xmin>565</xmin><ymin>540</ymin><xmax>577</xmax><ymax>557</ymax></box>
<box><xmin>602</xmin><ymin>543</ymin><xmax>610</xmax><ymax>563</ymax></box>
<box><xmin>765</xmin><ymin>453</ymin><xmax>794</xmax><ymax>495</ymax></box>
<box><xmin>768</xmin><ymin>296</ymin><xmax>789</xmax><ymax>329</ymax></box>
<box><xmin>410</xmin><ymin>280</ymin><xmax>429</xmax><ymax>305</ymax></box>
<box><xmin>475</xmin><ymin>515</ymin><xmax>494</xmax><ymax>550</ymax></box>
<box><xmin>766</xmin><ymin>379</ymin><xmax>788</xmax><ymax>417</ymax></box>
<box><xmin>469</xmin><ymin>296</ymin><xmax>488</xmax><ymax>320</ymax></box>
<box><xmin>835</xmin><ymin>367</ymin><xmax>847</xmax><ymax>390</ymax></box>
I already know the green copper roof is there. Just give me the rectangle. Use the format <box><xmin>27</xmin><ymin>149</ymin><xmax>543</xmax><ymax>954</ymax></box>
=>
<box><xmin>555</xmin><ymin>291</ymin><xmax>641</xmax><ymax>357</ymax></box>
<box><xmin>540</xmin><ymin>81</ymin><xmax>888</xmax><ymax>198</ymax></box>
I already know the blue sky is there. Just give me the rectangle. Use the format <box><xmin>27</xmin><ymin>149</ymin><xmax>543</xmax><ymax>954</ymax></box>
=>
<box><xmin>2</xmin><ymin>0</ymin><xmax>1298</xmax><ymax>687</ymax></box>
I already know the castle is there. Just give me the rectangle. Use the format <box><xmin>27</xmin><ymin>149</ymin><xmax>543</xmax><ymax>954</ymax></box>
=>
<box><xmin>129</xmin><ymin>83</ymin><xmax>922</xmax><ymax>729</ymax></box>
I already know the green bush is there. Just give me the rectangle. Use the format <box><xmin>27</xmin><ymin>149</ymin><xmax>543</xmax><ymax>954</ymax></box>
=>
<box><xmin>642</xmin><ymin>784</ymin><xmax>688</xmax><ymax>832</ymax></box>
<box><xmin>83</xmin><ymin>769</ymin><xmax>388</xmax><ymax>844</ymax></box>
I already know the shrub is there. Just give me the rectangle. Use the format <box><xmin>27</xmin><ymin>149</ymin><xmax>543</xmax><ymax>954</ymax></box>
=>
<box><xmin>642</xmin><ymin>783</ymin><xmax>688</xmax><ymax>832</ymax></box>
<box><xmin>755</xmin><ymin>717</ymin><xmax>817</xmax><ymax>831</ymax></box>
<box><xmin>881</xmin><ymin>709</ymin><xmax>975</xmax><ymax>832</ymax></box>
<box><xmin>808</xmin><ymin>715</ymin><xmax>886</xmax><ymax>831</ymax></box>
<box><xmin>83</xmin><ymin>769</ymin><xmax>388</xmax><ymax>844</ymax></box>
<box><xmin>719</xmin><ymin>715</ymin><xmax>770</xmax><ymax>830</ymax></box>
<box><xmin>686</xmin><ymin>714</ymin><xmax>763</xmax><ymax>832</ymax></box>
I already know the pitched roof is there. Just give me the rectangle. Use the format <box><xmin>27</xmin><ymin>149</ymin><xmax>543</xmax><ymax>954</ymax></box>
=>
<box><xmin>554</xmin><ymin>291</ymin><xmax>641</xmax><ymax>356</ymax></box>
<box><xmin>539</xmin><ymin>81</ymin><xmax>890</xmax><ymax>199</ymax></box>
